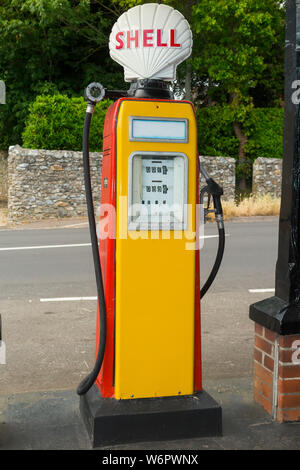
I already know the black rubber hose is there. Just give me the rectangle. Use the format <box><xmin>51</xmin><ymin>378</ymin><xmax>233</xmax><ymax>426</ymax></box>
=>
<box><xmin>200</xmin><ymin>183</ymin><xmax>225</xmax><ymax>299</ymax></box>
<box><xmin>200</xmin><ymin>224</ymin><xmax>225</xmax><ymax>299</ymax></box>
<box><xmin>77</xmin><ymin>109</ymin><xmax>107</xmax><ymax>396</ymax></box>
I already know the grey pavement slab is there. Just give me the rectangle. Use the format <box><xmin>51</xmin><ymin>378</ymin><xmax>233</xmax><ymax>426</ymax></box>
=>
<box><xmin>1</xmin><ymin>377</ymin><xmax>300</xmax><ymax>450</ymax></box>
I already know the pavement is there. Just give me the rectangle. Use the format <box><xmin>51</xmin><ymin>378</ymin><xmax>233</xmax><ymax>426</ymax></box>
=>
<box><xmin>1</xmin><ymin>215</ymin><xmax>299</xmax><ymax>450</ymax></box>
<box><xmin>2</xmin><ymin>378</ymin><xmax>300</xmax><ymax>450</ymax></box>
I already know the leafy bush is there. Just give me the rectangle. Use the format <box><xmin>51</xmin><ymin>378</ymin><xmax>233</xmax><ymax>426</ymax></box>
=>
<box><xmin>244</xmin><ymin>108</ymin><xmax>284</xmax><ymax>160</ymax></box>
<box><xmin>197</xmin><ymin>105</ymin><xmax>283</xmax><ymax>161</ymax></box>
<box><xmin>23</xmin><ymin>95</ymin><xmax>284</xmax><ymax>164</ymax></box>
<box><xmin>197</xmin><ymin>106</ymin><xmax>239</xmax><ymax>158</ymax></box>
<box><xmin>0</xmin><ymin>92</ymin><xmax>33</xmax><ymax>150</ymax></box>
<box><xmin>22</xmin><ymin>94</ymin><xmax>112</xmax><ymax>151</ymax></box>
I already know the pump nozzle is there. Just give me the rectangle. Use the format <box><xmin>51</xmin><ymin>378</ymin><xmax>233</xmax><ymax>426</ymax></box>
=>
<box><xmin>84</xmin><ymin>82</ymin><xmax>105</xmax><ymax>104</ymax></box>
<box><xmin>199</xmin><ymin>161</ymin><xmax>225</xmax><ymax>298</ymax></box>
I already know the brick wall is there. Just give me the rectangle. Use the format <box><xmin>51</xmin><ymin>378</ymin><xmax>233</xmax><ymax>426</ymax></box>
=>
<box><xmin>254</xmin><ymin>323</ymin><xmax>300</xmax><ymax>422</ymax></box>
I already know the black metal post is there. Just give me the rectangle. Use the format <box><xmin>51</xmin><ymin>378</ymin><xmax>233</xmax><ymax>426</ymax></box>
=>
<box><xmin>250</xmin><ymin>0</ymin><xmax>300</xmax><ymax>334</ymax></box>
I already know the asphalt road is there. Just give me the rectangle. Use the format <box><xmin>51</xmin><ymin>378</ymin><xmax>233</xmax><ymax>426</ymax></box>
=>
<box><xmin>0</xmin><ymin>217</ymin><xmax>278</xmax><ymax>300</ymax></box>
<box><xmin>3</xmin><ymin>217</ymin><xmax>300</xmax><ymax>451</ymax></box>
<box><xmin>0</xmin><ymin>217</ymin><xmax>280</xmax><ymax>394</ymax></box>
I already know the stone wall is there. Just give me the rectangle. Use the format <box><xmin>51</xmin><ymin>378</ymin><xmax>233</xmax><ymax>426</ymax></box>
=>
<box><xmin>7</xmin><ymin>146</ymin><xmax>236</xmax><ymax>222</ymax></box>
<box><xmin>0</xmin><ymin>150</ymin><xmax>8</xmax><ymax>201</ymax></box>
<box><xmin>253</xmin><ymin>157</ymin><xmax>282</xmax><ymax>198</ymax></box>
<box><xmin>200</xmin><ymin>155</ymin><xmax>236</xmax><ymax>200</ymax></box>
<box><xmin>8</xmin><ymin>145</ymin><xmax>102</xmax><ymax>222</ymax></box>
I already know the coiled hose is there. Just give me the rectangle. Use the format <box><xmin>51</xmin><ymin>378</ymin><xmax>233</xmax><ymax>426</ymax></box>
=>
<box><xmin>77</xmin><ymin>105</ymin><xmax>107</xmax><ymax>395</ymax></box>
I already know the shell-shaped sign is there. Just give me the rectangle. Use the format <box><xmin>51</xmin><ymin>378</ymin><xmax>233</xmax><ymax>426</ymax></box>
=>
<box><xmin>109</xmin><ymin>3</ymin><xmax>193</xmax><ymax>82</ymax></box>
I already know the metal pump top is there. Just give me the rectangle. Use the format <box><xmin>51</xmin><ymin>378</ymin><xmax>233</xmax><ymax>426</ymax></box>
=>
<box><xmin>128</xmin><ymin>79</ymin><xmax>174</xmax><ymax>100</ymax></box>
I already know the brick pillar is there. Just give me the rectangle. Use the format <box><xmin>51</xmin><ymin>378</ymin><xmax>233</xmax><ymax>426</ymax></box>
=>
<box><xmin>253</xmin><ymin>323</ymin><xmax>300</xmax><ymax>422</ymax></box>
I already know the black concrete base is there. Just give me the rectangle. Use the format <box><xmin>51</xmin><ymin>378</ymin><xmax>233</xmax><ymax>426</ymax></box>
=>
<box><xmin>80</xmin><ymin>385</ymin><xmax>222</xmax><ymax>448</ymax></box>
<box><xmin>250</xmin><ymin>295</ymin><xmax>300</xmax><ymax>335</ymax></box>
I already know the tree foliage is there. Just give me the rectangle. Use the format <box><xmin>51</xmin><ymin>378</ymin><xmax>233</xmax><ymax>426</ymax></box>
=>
<box><xmin>192</xmin><ymin>0</ymin><xmax>284</xmax><ymax>98</ymax></box>
<box><xmin>0</xmin><ymin>0</ymin><xmax>287</xmax><ymax>182</ymax></box>
<box><xmin>197</xmin><ymin>106</ymin><xmax>284</xmax><ymax>171</ymax></box>
<box><xmin>0</xmin><ymin>0</ymin><xmax>126</xmax><ymax>148</ymax></box>
<box><xmin>191</xmin><ymin>0</ymin><xmax>285</xmax><ymax>188</ymax></box>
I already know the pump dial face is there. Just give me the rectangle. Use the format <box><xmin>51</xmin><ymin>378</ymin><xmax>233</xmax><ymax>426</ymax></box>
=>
<box><xmin>142</xmin><ymin>158</ymin><xmax>174</xmax><ymax>208</ymax></box>
<box><xmin>129</xmin><ymin>152</ymin><xmax>188</xmax><ymax>231</ymax></box>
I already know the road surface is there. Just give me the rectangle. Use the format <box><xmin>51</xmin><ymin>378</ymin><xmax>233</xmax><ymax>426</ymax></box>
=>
<box><xmin>0</xmin><ymin>217</ymin><xmax>279</xmax><ymax>393</ymax></box>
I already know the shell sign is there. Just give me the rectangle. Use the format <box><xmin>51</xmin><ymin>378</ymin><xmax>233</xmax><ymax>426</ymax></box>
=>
<box><xmin>109</xmin><ymin>3</ymin><xmax>193</xmax><ymax>82</ymax></box>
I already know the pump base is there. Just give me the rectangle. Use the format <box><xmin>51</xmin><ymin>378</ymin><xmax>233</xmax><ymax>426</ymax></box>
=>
<box><xmin>80</xmin><ymin>385</ymin><xmax>222</xmax><ymax>448</ymax></box>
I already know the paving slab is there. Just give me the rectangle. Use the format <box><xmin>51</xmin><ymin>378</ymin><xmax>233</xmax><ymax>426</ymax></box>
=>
<box><xmin>1</xmin><ymin>377</ymin><xmax>300</xmax><ymax>450</ymax></box>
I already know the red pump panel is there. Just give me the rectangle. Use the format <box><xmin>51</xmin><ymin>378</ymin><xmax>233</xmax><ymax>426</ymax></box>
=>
<box><xmin>95</xmin><ymin>100</ymin><xmax>120</xmax><ymax>398</ymax></box>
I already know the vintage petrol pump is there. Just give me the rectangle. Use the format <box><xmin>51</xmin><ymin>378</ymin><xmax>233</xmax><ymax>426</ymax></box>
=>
<box><xmin>78</xmin><ymin>3</ymin><xmax>224</xmax><ymax>447</ymax></box>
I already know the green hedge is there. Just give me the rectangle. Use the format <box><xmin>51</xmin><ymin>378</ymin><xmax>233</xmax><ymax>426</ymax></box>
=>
<box><xmin>197</xmin><ymin>106</ymin><xmax>284</xmax><ymax>161</ymax></box>
<box><xmin>22</xmin><ymin>94</ymin><xmax>112</xmax><ymax>151</ymax></box>
<box><xmin>197</xmin><ymin>106</ymin><xmax>239</xmax><ymax>159</ymax></box>
<box><xmin>244</xmin><ymin>108</ymin><xmax>284</xmax><ymax>160</ymax></box>
<box><xmin>23</xmin><ymin>95</ymin><xmax>284</xmax><ymax>162</ymax></box>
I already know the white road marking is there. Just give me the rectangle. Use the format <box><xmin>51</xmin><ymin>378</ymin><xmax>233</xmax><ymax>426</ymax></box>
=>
<box><xmin>200</xmin><ymin>234</ymin><xmax>230</xmax><ymax>239</ymax></box>
<box><xmin>40</xmin><ymin>296</ymin><xmax>97</xmax><ymax>302</ymax></box>
<box><xmin>0</xmin><ymin>243</ymin><xmax>91</xmax><ymax>252</ymax></box>
<box><xmin>200</xmin><ymin>235</ymin><xmax>217</xmax><ymax>239</ymax></box>
<box><xmin>0</xmin><ymin>234</ymin><xmax>226</xmax><ymax>252</ymax></box>
<box><xmin>59</xmin><ymin>222</ymin><xmax>89</xmax><ymax>228</ymax></box>
<box><xmin>248</xmin><ymin>288</ymin><xmax>275</xmax><ymax>293</ymax></box>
